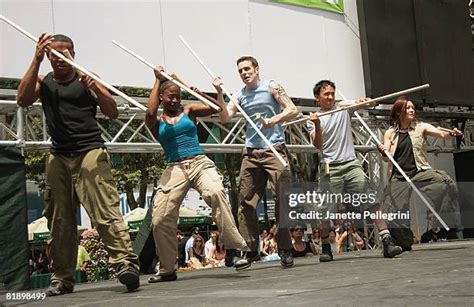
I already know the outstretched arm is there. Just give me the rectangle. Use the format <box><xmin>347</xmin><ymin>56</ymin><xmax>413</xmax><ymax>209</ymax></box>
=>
<box><xmin>338</xmin><ymin>97</ymin><xmax>375</xmax><ymax>110</ymax></box>
<box><xmin>424</xmin><ymin>123</ymin><xmax>463</xmax><ymax>139</ymax></box>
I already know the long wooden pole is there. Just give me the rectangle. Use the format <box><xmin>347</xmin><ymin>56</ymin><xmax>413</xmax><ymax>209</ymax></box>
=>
<box><xmin>111</xmin><ymin>40</ymin><xmax>220</xmax><ymax>111</ymax></box>
<box><xmin>338</xmin><ymin>87</ymin><xmax>449</xmax><ymax>231</ymax></box>
<box><xmin>282</xmin><ymin>84</ymin><xmax>430</xmax><ymax>127</ymax></box>
<box><xmin>354</xmin><ymin>111</ymin><xmax>450</xmax><ymax>231</ymax></box>
<box><xmin>0</xmin><ymin>14</ymin><xmax>147</xmax><ymax>111</ymax></box>
<box><xmin>63</xmin><ymin>49</ymin><xmax>98</xmax><ymax>99</ymax></box>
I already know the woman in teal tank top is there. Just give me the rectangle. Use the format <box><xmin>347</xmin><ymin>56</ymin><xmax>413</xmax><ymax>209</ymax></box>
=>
<box><xmin>145</xmin><ymin>66</ymin><xmax>248</xmax><ymax>283</ymax></box>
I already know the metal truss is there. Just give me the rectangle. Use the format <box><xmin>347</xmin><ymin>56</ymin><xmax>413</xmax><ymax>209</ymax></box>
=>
<box><xmin>1</xmin><ymin>92</ymin><xmax>473</xmax><ymax>250</ymax></box>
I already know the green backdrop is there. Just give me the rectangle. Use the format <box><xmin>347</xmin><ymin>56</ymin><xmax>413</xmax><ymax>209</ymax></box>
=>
<box><xmin>0</xmin><ymin>146</ymin><xmax>30</xmax><ymax>290</ymax></box>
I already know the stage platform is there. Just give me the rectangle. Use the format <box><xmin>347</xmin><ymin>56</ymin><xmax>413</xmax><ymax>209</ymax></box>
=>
<box><xmin>2</xmin><ymin>240</ymin><xmax>473</xmax><ymax>306</ymax></box>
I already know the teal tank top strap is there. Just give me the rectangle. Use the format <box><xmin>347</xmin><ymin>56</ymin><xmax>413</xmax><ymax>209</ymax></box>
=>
<box><xmin>156</xmin><ymin>113</ymin><xmax>204</xmax><ymax>163</ymax></box>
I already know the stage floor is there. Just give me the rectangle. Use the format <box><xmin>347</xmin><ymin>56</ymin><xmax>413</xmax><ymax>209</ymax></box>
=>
<box><xmin>3</xmin><ymin>240</ymin><xmax>474</xmax><ymax>306</ymax></box>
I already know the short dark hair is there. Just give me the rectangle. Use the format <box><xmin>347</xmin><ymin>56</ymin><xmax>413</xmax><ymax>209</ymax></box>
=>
<box><xmin>52</xmin><ymin>34</ymin><xmax>74</xmax><ymax>50</ymax></box>
<box><xmin>313</xmin><ymin>80</ymin><xmax>336</xmax><ymax>96</ymax></box>
<box><xmin>237</xmin><ymin>56</ymin><xmax>259</xmax><ymax>68</ymax></box>
<box><xmin>159</xmin><ymin>80</ymin><xmax>178</xmax><ymax>95</ymax></box>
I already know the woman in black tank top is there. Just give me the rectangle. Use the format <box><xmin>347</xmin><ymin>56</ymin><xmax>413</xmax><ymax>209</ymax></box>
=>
<box><xmin>378</xmin><ymin>96</ymin><xmax>463</xmax><ymax>246</ymax></box>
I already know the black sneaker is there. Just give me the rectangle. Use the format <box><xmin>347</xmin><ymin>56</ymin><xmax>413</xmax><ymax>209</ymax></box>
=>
<box><xmin>382</xmin><ymin>236</ymin><xmax>403</xmax><ymax>258</ymax></box>
<box><xmin>117</xmin><ymin>265</ymin><xmax>140</xmax><ymax>291</ymax></box>
<box><xmin>233</xmin><ymin>251</ymin><xmax>259</xmax><ymax>271</ymax></box>
<box><xmin>319</xmin><ymin>243</ymin><xmax>333</xmax><ymax>262</ymax></box>
<box><xmin>148</xmin><ymin>271</ymin><xmax>177</xmax><ymax>283</ymax></box>
<box><xmin>45</xmin><ymin>280</ymin><xmax>73</xmax><ymax>297</ymax></box>
<box><xmin>388</xmin><ymin>221</ymin><xmax>414</xmax><ymax>251</ymax></box>
<box><xmin>279</xmin><ymin>249</ymin><xmax>294</xmax><ymax>268</ymax></box>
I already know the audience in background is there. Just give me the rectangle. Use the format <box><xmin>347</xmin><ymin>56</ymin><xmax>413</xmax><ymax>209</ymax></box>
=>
<box><xmin>291</xmin><ymin>226</ymin><xmax>317</xmax><ymax>257</ymax></box>
<box><xmin>188</xmin><ymin>234</ymin><xmax>207</xmax><ymax>269</ymax></box>
<box><xmin>208</xmin><ymin>235</ymin><xmax>226</xmax><ymax>267</ymax></box>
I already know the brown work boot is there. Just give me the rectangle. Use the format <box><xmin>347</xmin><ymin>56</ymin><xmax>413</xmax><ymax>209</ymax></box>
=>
<box><xmin>45</xmin><ymin>280</ymin><xmax>73</xmax><ymax>297</ymax></box>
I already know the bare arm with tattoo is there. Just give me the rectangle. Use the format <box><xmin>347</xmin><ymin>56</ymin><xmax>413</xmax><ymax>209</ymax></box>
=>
<box><xmin>258</xmin><ymin>81</ymin><xmax>298</xmax><ymax>128</ymax></box>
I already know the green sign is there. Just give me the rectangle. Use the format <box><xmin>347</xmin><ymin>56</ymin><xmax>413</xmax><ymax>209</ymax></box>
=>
<box><xmin>179</xmin><ymin>216</ymin><xmax>210</xmax><ymax>225</ymax></box>
<box><xmin>128</xmin><ymin>220</ymin><xmax>144</xmax><ymax>229</ymax></box>
<box><xmin>32</xmin><ymin>232</ymin><xmax>51</xmax><ymax>241</ymax></box>
<box><xmin>272</xmin><ymin>0</ymin><xmax>344</xmax><ymax>14</ymax></box>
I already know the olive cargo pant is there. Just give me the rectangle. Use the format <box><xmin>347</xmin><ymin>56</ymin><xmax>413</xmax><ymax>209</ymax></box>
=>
<box><xmin>44</xmin><ymin>148</ymin><xmax>139</xmax><ymax>288</ymax></box>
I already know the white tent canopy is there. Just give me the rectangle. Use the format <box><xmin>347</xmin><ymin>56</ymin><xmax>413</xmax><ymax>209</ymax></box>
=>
<box><xmin>28</xmin><ymin>216</ymin><xmax>87</xmax><ymax>241</ymax></box>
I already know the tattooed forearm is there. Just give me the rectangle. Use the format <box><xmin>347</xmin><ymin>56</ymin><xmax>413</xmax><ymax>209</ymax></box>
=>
<box><xmin>270</xmin><ymin>81</ymin><xmax>294</xmax><ymax>108</ymax></box>
<box><xmin>267</xmin><ymin>81</ymin><xmax>299</xmax><ymax>125</ymax></box>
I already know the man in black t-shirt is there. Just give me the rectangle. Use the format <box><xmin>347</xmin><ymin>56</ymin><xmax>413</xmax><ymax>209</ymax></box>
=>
<box><xmin>17</xmin><ymin>33</ymin><xmax>139</xmax><ymax>296</ymax></box>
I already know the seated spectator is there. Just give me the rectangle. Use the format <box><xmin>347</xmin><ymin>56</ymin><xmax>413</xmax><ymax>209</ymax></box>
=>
<box><xmin>329</xmin><ymin>229</ymin><xmax>338</xmax><ymax>254</ymax></box>
<box><xmin>291</xmin><ymin>226</ymin><xmax>317</xmax><ymax>257</ymax></box>
<box><xmin>31</xmin><ymin>265</ymin><xmax>46</xmax><ymax>276</ymax></box>
<box><xmin>38</xmin><ymin>251</ymin><xmax>49</xmax><ymax>268</ymax></box>
<box><xmin>184</xmin><ymin>227</ymin><xmax>200</xmax><ymax>264</ymax></box>
<box><xmin>76</xmin><ymin>244</ymin><xmax>91</xmax><ymax>272</ymax></box>
<box><xmin>176</xmin><ymin>230</ymin><xmax>187</xmax><ymax>268</ymax></box>
<box><xmin>34</xmin><ymin>251</ymin><xmax>50</xmax><ymax>275</ymax></box>
<box><xmin>259</xmin><ymin>229</ymin><xmax>269</xmax><ymax>253</ymax></box>
<box><xmin>421</xmin><ymin>211</ymin><xmax>451</xmax><ymax>243</ymax></box>
<box><xmin>29</xmin><ymin>256</ymin><xmax>35</xmax><ymax>275</ymax></box>
<box><xmin>204</xmin><ymin>231</ymin><xmax>218</xmax><ymax>260</ymax></box>
<box><xmin>208</xmin><ymin>235</ymin><xmax>226</xmax><ymax>267</ymax></box>
<box><xmin>311</xmin><ymin>228</ymin><xmax>321</xmax><ymax>253</ymax></box>
<box><xmin>335</xmin><ymin>222</ymin><xmax>364</xmax><ymax>254</ymax></box>
<box><xmin>261</xmin><ymin>226</ymin><xmax>279</xmax><ymax>261</ymax></box>
<box><xmin>188</xmin><ymin>234</ymin><xmax>207</xmax><ymax>269</ymax></box>
<box><xmin>76</xmin><ymin>244</ymin><xmax>91</xmax><ymax>281</ymax></box>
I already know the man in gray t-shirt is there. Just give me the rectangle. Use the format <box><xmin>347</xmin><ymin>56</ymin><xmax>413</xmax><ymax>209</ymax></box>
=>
<box><xmin>307</xmin><ymin>108</ymin><xmax>356</xmax><ymax>165</ymax></box>
<box><xmin>308</xmin><ymin>80</ymin><xmax>402</xmax><ymax>263</ymax></box>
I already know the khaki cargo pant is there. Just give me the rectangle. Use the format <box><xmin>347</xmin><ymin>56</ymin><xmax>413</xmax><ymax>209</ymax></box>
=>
<box><xmin>238</xmin><ymin>144</ymin><xmax>293</xmax><ymax>251</ymax></box>
<box><xmin>151</xmin><ymin>155</ymin><xmax>246</xmax><ymax>276</ymax></box>
<box><xmin>44</xmin><ymin>148</ymin><xmax>139</xmax><ymax>288</ymax></box>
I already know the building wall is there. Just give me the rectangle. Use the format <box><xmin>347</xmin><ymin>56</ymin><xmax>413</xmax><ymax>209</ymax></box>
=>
<box><xmin>1</xmin><ymin>0</ymin><xmax>365</xmax><ymax>99</ymax></box>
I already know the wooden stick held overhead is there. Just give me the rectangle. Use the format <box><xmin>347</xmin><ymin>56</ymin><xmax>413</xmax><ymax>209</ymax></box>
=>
<box><xmin>178</xmin><ymin>34</ymin><xmax>288</xmax><ymax>167</ymax></box>
<box><xmin>111</xmin><ymin>40</ymin><xmax>221</xmax><ymax>111</ymax></box>
<box><xmin>63</xmin><ymin>49</ymin><xmax>98</xmax><ymax>99</ymax></box>
<box><xmin>282</xmin><ymin>84</ymin><xmax>430</xmax><ymax>127</ymax></box>
<box><xmin>0</xmin><ymin>14</ymin><xmax>147</xmax><ymax>111</ymax></box>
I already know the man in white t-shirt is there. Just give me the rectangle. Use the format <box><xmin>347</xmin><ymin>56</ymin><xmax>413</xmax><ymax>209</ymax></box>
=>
<box><xmin>204</xmin><ymin>231</ymin><xmax>218</xmax><ymax>260</ymax></box>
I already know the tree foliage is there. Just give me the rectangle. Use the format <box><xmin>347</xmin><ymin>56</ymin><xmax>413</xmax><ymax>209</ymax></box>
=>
<box><xmin>24</xmin><ymin>150</ymin><xmax>48</xmax><ymax>191</ymax></box>
<box><xmin>111</xmin><ymin>152</ymin><xmax>166</xmax><ymax>210</ymax></box>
